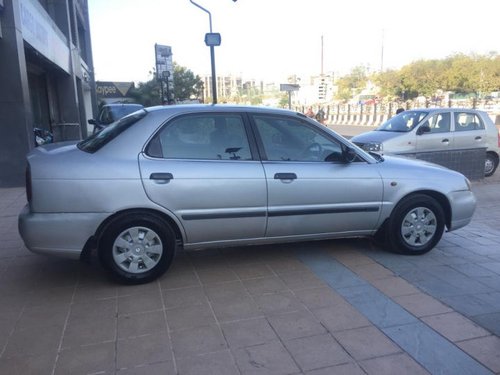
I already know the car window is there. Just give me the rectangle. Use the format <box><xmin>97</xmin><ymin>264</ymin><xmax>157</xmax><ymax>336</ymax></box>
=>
<box><xmin>146</xmin><ymin>114</ymin><xmax>252</xmax><ymax>160</ymax></box>
<box><xmin>454</xmin><ymin>112</ymin><xmax>484</xmax><ymax>132</ymax></box>
<box><xmin>378</xmin><ymin>111</ymin><xmax>428</xmax><ymax>132</ymax></box>
<box><xmin>78</xmin><ymin>110</ymin><xmax>147</xmax><ymax>153</ymax></box>
<box><xmin>252</xmin><ymin>115</ymin><xmax>344</xmax><ymax>162</ymax></box>
<box><xmin>109</xmin><ymin>105</ymin><xmax>143</xmax><ymax>121</ymax></box>
<box><xmin>422</xmin><ymin>112</ymin><xmax>451</xmax><ymax>134</ymax></box>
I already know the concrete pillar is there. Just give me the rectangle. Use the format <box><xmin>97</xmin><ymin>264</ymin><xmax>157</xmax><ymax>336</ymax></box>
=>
<box><xmin>0</xmin><ymin>0</ymin><xmax>33</xmax><ymax>186</ymax></box>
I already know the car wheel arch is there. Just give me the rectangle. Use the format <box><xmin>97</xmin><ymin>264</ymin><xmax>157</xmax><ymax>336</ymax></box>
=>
<box><xmin>95</xmin><ymin>208</ymin><xmax>185</xmax><ymax>250</ymax></box>
<box><xmin>400</xmin><ymin>190</ymin><xmax>451</xmax><ymax>229</ymax></box>
<box><xmin>378</xmin><ymin>190</ymin><xmax>451</xmax><ymax>236</ymax></box>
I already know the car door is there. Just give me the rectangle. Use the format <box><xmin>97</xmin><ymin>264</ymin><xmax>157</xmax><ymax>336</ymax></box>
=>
<box><xmin>139</xmin><ymin>112</ymin><xmax>267</xmax><ymax>244</ymax></box>
<box><xmin>415</xmin><ymin>111</ymin><xmax>454</xmax><ymax>153</ymax></box>
<box><xmin>452</xmin><ymin>111</ymin><xmax>487</xmax><ymax>150</ymax></box>
<box><xmin>250</xmin><ymin>113</ymin><xmax>383</xmax><ymax>238</ymax></box>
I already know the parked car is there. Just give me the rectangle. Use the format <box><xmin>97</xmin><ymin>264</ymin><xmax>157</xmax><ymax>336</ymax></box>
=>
<box><xmin>351</xmin><ymin>108</ymin><xmax>500</xmax><ymax>177</ymax></box>
<box><xmin>19</xmin><ymin>105</ymin><xmax>476</xmax><ymax>284</ymax></box>
<box><xmin>88</xmin><ymin>103</ymin><xmax>144</xmax><ymax>133</ymax></box>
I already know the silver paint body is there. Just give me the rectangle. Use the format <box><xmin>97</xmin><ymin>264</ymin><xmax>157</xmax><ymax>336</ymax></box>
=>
<box><xmin>351</xmin><ymin>108</ymin><xmax>499</xmax><ymax>156</ymax></box>
<box><xmin>18</xmin><ymin>105</ymin><xmax>476</xmax><ymax>259</ymax></box>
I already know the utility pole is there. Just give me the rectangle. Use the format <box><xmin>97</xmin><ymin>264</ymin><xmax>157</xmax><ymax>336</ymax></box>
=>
<box><xmin>321</xmin><ymin>35</ymin><xmax>324</xmax><ymax>76</ymax></box>
<box><xmin>380</xmin><ymin>29</ymin><xmax>385</xmax><ymax>72</ymax></box>
<box><xmin>189</xmin><ymin>0</ymin><xmax>221</xmax><ymax>104</ymax></box>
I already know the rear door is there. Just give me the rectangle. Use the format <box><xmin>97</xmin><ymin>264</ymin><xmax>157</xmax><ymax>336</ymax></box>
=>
<box><xmin>452</xmin><ymin>111</ymin><xmax>487</xmax><ymax>150</ymax></box>
<box><xmin>139</xmin><ymin>112</ymin><xmax>267</xmax><ymax>244</ymax></box>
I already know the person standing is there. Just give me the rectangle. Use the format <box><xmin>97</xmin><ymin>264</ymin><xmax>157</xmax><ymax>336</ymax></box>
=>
<box><xmin>315</xmin><ymin>107</ymin><xmax>326</xmax><ymax>124</ymax></box>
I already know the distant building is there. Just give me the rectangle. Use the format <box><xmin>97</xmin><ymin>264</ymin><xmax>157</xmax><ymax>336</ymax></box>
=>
<box><xmin>0</xmin><ymin>0</ymin><xmax>96</xmax><ymax>186</ymax></box>
<box><xmin>202</xmin><ymin>74</ymin><xmax>243</xmax><ymax>102</ymax></box>
<box><xmin>292</xmin><ymin>74</ymin><xmax>336</xmax><ymax>106</ymax></box>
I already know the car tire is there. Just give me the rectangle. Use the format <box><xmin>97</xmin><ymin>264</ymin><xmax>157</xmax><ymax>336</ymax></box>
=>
<box><xmin>386</xmin><ymin>194</ymin><xmax>445</xmax><ymax>255</ymax></box>
<box><xmin>485</xmin><ymin>152</ymin><xmax>499</xmax><ymax>177</ymax></box>
<box><xmin>99</xmin><ymin>213</ymin><xmax>176</xmax><ymax>284</ymax></box>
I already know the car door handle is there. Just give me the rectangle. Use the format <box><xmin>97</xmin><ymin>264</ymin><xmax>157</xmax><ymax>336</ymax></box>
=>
<box><xmin>441</xmin><ymin>139</ymin><xmax>449</xmax><ymax>144</ymax></box>
<box><xmin>274</xmin><ymin>173</ymin><xmax>297</xmax><ymax>180</ymax></box>
<box><xmin>150</xmin><ymin>173</ymin><xmax>174</xmax><ymax>181</ymax></box>
<box><xmin>475</xmin><ymin>136</ymin><xmax>482</xmax><ymax>141</ymax></box>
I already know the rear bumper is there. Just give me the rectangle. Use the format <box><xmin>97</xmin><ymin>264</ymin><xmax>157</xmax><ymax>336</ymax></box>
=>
<box><xmin>18</xmin><ymin>205</ymin><xmax>108</xmax><ymax>260</ymax></box>
<box><xmin>449</xmin><ymin>190</ymin><xmax>477</xmax><ymax>231</ymax></box>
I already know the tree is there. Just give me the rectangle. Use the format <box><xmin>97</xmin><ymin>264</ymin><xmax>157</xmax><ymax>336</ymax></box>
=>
<box><xmin>335</xmin><ymin>66</ymin><xmax>368</xmax><ymax>101</ymax></box>
<box><xmin>128</xmin><ymin>71</ymin><xmax>162</xmax><ymax>106</ymax></box>
<box><xmin>367</xmin><ymin>52</ymin><xmax>499</xmax><ymax>101</ymax></box>
<box><xmin>172</xmin><ymin>63</ymin><xmax>203</xmax><ymax>101</ymax></box>
<box><xmin>128</xmin><ymin>63</ymin><xmax>203</xmax><ymax>105</ymax></box>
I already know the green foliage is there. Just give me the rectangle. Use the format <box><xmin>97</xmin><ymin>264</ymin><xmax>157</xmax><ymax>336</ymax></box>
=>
<box><xmin>128</xmin><ymin>73</ymin><xmax>162</xmax><ymax>107</ymax></box>
<box><xmin>368</xmin><ymin>53</ymin><xmax>500</xmax><ymax>100</ymax></box>
<box><xmin>129</xmin><ymin>63</ymin><xmax>203</xmax><ymax>105</ymax></box>
<box><xmin>335</xmin><ymin>65</ymin><xmax>368</xmax><ymax>101</ymax></box>
<box><xmin>172</xmin><ymin>63</ymin><xmax>204</xmax><ymax>101</ymax></box>
<box><xmin>279</xmin><ymin>93</ymin><xmax>289</xmax><ymax>108</ymax></box>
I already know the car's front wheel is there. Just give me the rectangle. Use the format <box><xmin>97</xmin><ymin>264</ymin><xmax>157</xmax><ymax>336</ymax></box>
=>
<box><xmin>387</xmin><ymin>194</ymin><xmax>445</xmax><ymax>255</ymax></box>
<box><xmin>99</xmin><ymin>213</ymin><xmax>176</xmax><ymax>284</ymax></box>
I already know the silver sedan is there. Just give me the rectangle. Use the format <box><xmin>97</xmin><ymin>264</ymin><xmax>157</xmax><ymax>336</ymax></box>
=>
<box><xmin>19</xmin><ymin>105</ymin><xmax>476</xmax><ymax>284</ymax></box>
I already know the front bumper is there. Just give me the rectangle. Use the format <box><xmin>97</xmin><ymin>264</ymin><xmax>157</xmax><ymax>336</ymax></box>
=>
<box><xmin>18</xmin><ymin>205</ymin><xmax>108</xmax><ymax>260</ymax></box>
<box><xmin>448</xmin><ymin>190</ymin><xmax>477</xmax><ymax>231</ymax></box>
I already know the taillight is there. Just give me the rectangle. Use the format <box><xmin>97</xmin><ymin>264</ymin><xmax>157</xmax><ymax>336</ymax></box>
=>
<box><xmin>497</xmin><ymin>128</ymin><xmax>500</xmax><ymax>148</ymax></box>
<box><xmin>25</xmin><ymin>164</ymin><xmax>32</xmax><ymax>204</ymax></box>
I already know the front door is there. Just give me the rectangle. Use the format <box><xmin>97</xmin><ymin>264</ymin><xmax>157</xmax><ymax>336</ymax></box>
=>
<box><xmin>415</xmin><ymin>111</ymin><xmax>454</xmax><ymax>153</ymax></box>
<box><xmin>250</xmin><ymin>114</ymin><xmax>383</xmax><ymax>238</ymax></box>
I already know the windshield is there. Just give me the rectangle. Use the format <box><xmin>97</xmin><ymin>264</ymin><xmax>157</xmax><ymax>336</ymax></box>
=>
<box><xmin>78</xmin><ymin>110</ymin><xmax>147</xmax><ymax>153</ymax></box>
<box><xmin>377</xmin><ymin>110</ymin><xmax>428</xmax><ymax>132</ymax></box>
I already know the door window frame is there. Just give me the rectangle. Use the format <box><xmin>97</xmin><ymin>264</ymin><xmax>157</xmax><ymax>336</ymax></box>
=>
<box><xmin>144</xmin><ymin>111</ymin><xmax>261</xmax><ymax>161</ymax></box>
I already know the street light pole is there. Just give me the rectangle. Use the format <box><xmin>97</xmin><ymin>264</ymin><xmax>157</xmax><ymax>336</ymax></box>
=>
<box><xmin>189</xmin><ymin>0</ymin><xmax>218</xmax><ymax>104</ymax></box>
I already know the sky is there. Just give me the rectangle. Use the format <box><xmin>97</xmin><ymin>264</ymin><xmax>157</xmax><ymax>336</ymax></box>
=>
<box><xmin>88</xmin><ymin>0</ymin><xmax>500</xmax><ymax>84</ymax></box>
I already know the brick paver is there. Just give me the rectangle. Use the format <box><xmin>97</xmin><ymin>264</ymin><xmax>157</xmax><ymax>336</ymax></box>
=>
<box><xmin>0</xmin><ymin>173</ymin><xmax>499</xmax><ymax>374</ymax></box>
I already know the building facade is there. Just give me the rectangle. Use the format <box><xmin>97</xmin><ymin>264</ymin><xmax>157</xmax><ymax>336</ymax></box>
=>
<box><xmin>0</xmin><ymin>0</ymin><xmax>96</xmax><ymax>186</ymax></box>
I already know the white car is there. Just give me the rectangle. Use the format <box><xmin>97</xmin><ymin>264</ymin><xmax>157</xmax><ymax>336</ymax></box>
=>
<box><xmin>351</xmin><ymin>108</ymin><xmax>500</xmax><ymax>177</ymax></box>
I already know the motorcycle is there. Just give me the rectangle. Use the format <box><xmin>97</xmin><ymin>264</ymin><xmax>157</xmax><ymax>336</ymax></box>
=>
<box><xmin>33</xmin><ymin>127</ymin><xmax>53</xmax><ymax>147</ymax></box>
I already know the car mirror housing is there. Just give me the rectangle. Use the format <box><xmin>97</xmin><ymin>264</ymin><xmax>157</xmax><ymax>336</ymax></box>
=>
<box><xmin>417</xmin><ymin>124</ymin><xmax>431</xmax><ymax>135</ymax></box>
<box><xmin>343</xmin><ymin>146</ymin><xmax>357</xmax><ymax>163</ymax></box>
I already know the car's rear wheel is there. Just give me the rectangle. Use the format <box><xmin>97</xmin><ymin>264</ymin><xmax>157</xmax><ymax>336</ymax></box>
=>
<box><xmin>99</xmin><ymin>213</ymin><xmax>176</xmax><ymax>284</ymax></box>
<box><xmin>387</xmin><ymin>194</ymin><xmax>445</xmax><ymax>255</ymax></box>
<box><xmin>485</xmin><ymin>152</ymin><xmax>498</xmax><ymax>177</ymax></box>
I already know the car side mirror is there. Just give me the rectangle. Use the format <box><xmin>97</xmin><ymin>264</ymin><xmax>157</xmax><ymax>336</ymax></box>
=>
<box><xmin>343</xmin><ymin>146</ymin><xmax>357</xmax><ymax>163</ymax></box>
<box><xmin>88</xmin><ymin>119</ymin><xmax>97</xmax><ymax>125</ymax></box>
<box><xmin>417</xmin><ymin>124</ymin><xmax>431</xmax><ymax>135</ymax></box>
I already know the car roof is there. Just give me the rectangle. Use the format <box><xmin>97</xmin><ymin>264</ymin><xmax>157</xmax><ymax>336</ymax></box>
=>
<box><xmin>104</xmin><ymin>103</ymin><xmax>143</xmax><ymax>108</ymax></box>
<box><xmin>408</xmin><ymin>108</ymin><xmax>486</xmax><ymax>114</ymax></box>
<box><xmin>144</xmin><ymin>104</ymin><xmax>304</xmax><ymax>117</ymax></box>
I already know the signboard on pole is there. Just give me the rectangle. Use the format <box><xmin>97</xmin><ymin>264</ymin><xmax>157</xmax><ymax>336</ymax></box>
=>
<box><xmin>280</xmin><ymin>84</ymin><xmax>300</xmax><ymax>92</ymax></box>
<box><xmin>155</xmin><ymin>44</ymin><xmax>173</xmax><ymax>84</ymax></box>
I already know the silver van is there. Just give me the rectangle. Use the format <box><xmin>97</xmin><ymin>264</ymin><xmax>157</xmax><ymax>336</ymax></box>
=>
<box><xmin>351</xmin><ymin>108</ymin><xmax>500</xmax><ymax>177</ymax></box>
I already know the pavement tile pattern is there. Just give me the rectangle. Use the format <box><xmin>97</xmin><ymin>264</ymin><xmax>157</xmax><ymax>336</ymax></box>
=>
<box><xmin>0</xmin><ymin>173</ymin><xmax>499</xmax><ymax>374</ymax></box>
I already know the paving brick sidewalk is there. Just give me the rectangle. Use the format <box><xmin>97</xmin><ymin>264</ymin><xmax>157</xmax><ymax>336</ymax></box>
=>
<box><xmin>0</xmin><ymin>175</ymin><xmax>499</xmax><ymax>374</ymax></box>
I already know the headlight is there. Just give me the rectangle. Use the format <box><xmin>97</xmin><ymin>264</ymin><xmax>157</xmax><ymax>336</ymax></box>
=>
<box><xmin>363</xmin><ymin>142</ymin><xmax>383</xmax><ymax>152</ymax></box>
<box><xmin>464</xmin><ymin>177</ymin><xmax>472</xmax><ymax>191</ymax></box>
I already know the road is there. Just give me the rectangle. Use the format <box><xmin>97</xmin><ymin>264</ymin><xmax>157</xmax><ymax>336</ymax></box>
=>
<box><xmin>325</xmin><ymin>123</ymin><xmax>377</xmax><ymax>138</ymax></box>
